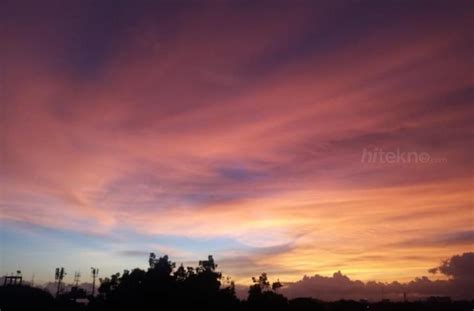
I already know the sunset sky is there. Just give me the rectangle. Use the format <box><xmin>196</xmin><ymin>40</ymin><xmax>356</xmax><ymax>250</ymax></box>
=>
<box><xmin>0</xmin><ymin>1</ymin><xmax>472</xmax><ymax>287</ymax></box>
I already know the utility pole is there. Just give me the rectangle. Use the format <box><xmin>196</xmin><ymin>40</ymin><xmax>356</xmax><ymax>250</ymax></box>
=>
<box><xmin>73</xmin><ymin>271</ymin><xmax>81</xmax><ymax>287</ymax></box>
<box><xmin>54</xmin><ymin>267</ymin><xmax>66</xmax><ymax>297</ymax></box>
<box><xmin>91</xmin><ymin>267</ymin><xmax>99</xmax><ymax>296</ymax></box>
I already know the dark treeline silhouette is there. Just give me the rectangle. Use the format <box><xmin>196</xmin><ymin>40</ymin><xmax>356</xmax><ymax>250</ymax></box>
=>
<box><xmin>1</xmin><ymin>253</ymin><xmax>473</xmax><ymax>311</ymax></box>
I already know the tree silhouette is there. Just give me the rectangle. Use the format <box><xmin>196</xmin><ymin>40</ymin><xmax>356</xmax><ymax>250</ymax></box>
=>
<box><xmin>2</xmin><ymin>253</ymin><xmax>473</xmax><ymax>311</ymax></box>
<box><xmin>247</xmin><ymin>273</ymin><xmax>288</xmax><ymax>310</ymax></box>
<box><xmin>88</xmin><ymin>254</ymin><xmax>239</xmax><ymax>311</ymax></box>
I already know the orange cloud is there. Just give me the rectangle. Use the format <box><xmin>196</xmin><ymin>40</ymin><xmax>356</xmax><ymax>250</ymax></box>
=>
<box><xmin>1</xmin><ymin>0</ymin><xmax>472</xmax><ymax>285</ymax></box>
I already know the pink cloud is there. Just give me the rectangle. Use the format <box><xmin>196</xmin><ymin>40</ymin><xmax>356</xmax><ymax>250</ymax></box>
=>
<box><xmin>1</xmin><ymin>0</ymin><xmax>472</xmax><ymax>283</ymax></box>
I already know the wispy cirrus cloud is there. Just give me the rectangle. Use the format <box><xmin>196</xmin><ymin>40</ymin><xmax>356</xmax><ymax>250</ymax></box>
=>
<box><xmin>0</xmin><ymin>0</ymin><xmax>472</xmax><ymax>285</ymax></box>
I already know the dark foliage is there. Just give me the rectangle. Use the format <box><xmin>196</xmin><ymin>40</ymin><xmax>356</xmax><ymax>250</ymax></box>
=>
<box><xmin>87</xmin><ymin>253</ymin><xmax>239</xmax><ymax>311</ymax></box>
<box><xmin>1</xmin><ymin>254</ymin><xmax>473</xmax><ymax>311</ymax></box>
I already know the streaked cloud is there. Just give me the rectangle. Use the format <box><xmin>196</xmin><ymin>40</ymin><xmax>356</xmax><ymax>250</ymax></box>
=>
<box><xmin>0</xmin><ymin>0</ymin><xmax>472</xmax><ymax>286</ymax></box>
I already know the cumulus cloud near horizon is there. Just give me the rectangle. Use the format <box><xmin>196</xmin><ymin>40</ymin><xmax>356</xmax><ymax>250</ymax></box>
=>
<box><xmin>274</xmin><ymin>252</ymin><xmax>473</xmax><ymax>301</ymax></box>
<box><xmin>220</xmin><ymin>252</ymin><xmax>474</xmax><ymax>301</ymax></box>
<box><xmin>3</xmin><ymin>252</ymin><xmax>471</xmax><ymax>302</ymax></box>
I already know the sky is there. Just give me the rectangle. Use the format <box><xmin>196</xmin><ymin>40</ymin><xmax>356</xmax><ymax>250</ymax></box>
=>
<box><xmin>0</xmin><ymin>0</ymin><xmax>473</xmax><ymax>291</ymax></box>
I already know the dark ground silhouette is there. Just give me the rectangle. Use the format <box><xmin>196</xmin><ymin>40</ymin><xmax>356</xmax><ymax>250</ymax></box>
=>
<box><xmin>0</xmin><ymin>253</ymin><xmax>472</xmax><ymax>311</ymax></box>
